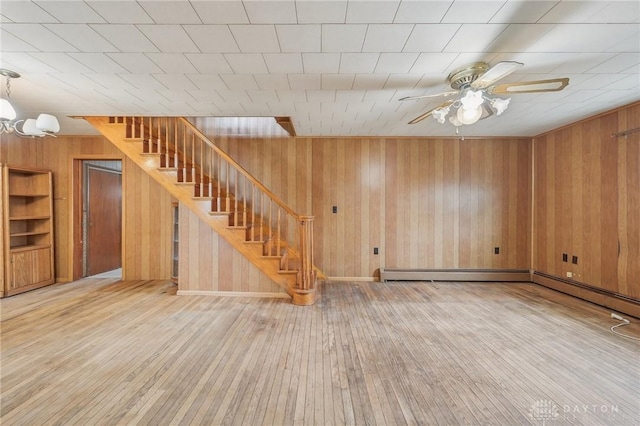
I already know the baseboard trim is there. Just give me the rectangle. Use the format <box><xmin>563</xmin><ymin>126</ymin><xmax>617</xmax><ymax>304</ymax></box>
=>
<box><xmin>326</xmin><ymin>277</ymin><xmax>378</xmax><ymax>282</ymax></box>
<box><xmin>380</xmin><ymin>268</ymin><xmax>531</xmax><ymax>282</ymax></box>
<box><xmin>176</xmin><ymin>290</ymin><xmax>291</xmax><ymax>299</ymax></box>
<box><xmin>532</xmin><ymin>272</ymin><xmax>640</xmax><ymax>319</ymax></box>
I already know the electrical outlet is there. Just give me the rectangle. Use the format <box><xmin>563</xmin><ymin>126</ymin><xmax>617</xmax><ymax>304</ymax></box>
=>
<box><xmin>494</xmin><ymin>247</ymin><xmax>500</xmax><ymax>254</ymax></box>
<box><xmin>373</xmin><ymin>247</ymin><xmax>379</xmax><ymax>255</ymax></box>
<box><xmin>332</xmin><ymin>206</ymin><xmax>337</xmax><ymax>214</ymax></box>
<box><xmin>566</xmin><ymin>272</ymin><xmax>573</xmax><ymax>278</ymax></box>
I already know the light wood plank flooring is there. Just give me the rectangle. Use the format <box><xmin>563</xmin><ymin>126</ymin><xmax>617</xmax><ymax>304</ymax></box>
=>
<box><xmin>1</xmin><ymin>279</ymin><xmax>639</xmax><ymax>425</ymax></box>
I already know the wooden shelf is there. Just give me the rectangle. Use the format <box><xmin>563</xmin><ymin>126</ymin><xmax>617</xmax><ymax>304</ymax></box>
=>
<box><xmin>9</xmin><ymin>215</ymin><xmax>50</xmax><ymax>221</ymax></box>
<box><xmin>2</xmin><ymin>165</ymin><xmax>55</xmax><ymax>297</ymax></box>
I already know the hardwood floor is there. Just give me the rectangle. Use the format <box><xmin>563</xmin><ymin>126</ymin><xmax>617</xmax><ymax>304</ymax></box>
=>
<box><xmin>1</xmin><ymin>279</ymin><xmax>639</xmax><ymax>425</ymax></box>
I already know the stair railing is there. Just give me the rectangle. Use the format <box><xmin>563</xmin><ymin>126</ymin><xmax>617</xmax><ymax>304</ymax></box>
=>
<box><xmin>113</xmin><ymin>116</ymin><xmax>316</xmax><ymax>305</ymax></box>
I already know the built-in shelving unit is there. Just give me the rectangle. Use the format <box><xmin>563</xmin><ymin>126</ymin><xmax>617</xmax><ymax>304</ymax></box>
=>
<box><xmin>1</xmin><ymin>165</ymin><xmax>55</xmax><ymax>297</ymax></box>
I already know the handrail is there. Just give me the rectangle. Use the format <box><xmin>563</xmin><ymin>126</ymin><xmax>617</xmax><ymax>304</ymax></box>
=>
<box><xmin>178</xmin><ymin>117</ymin><xmax>300</xmax><ymax>219</ymax></box>
<box><xmin>115</xmin><ymin>115</ymin><xmax>317</xmax><ymax>304</ymax></box>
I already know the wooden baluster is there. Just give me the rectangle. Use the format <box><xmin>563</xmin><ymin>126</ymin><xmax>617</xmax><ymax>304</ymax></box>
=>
<box><xmin>208</xmin><ymin>148</ymin><xmax>213</xmax><ymax>198</ymax></box>
<box><xmin>199</xmin><ymin>137</ymin><xmax>204</xmax><ymax>197</ymax></box>
<box><xmin>259</xmin><ymin>193</ymin><xmax>264</xmax><ymax>242</ymax></box>
<box><xmin>292</xmin><ymin>215</ymin><xmax>316</xmax><ymax>305</ymax></box>
<box><xmin>191</xmin><ymin>133</ymin><xmax>196</xmax><ymax>184</ymax></box>
<box><xmin>174</xmin><ymin>120</ymin><xmax>179</xmax><ymax>169</ymax></box>
<box><xmin>156</xmin><ymin>117</ymin><xmax>161</xmax><ymax>155</ymax></box>
<box><xmin>225</xmin><ymin>161</ymin><xmax>230</xmax><ymax>212</ymax></box>
<box><xmin>182</xmin><ymin>123</ymin><xmax>187</xmax><ymax>182</ymax></box>
<box><xmin>251</xmin><ymin>185</ymin><xmax>256</xmax><ymax>241</ymax></box>
<box><xmin>276</xmin><ymin>208</ymin><xmax>281</xmax><ymax>257</ymax></box>
<box><xmin>243</xmin><ymin>177</ymin><xmax>247</xmax><ymax>228</ymax></box>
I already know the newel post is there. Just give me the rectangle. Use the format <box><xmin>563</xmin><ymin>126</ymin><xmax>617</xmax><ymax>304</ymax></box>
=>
<box><xmin>292</xmin><ymin>215</ymin><xmax>316</xmax><ymax>306</ymax></box>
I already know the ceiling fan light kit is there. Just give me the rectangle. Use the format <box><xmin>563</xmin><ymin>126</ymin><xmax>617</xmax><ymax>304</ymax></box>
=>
<box><xmin>0</xmin><ymin>68</ymin><xmax>60</xmax><ymax>138</ymax></box>
<box><xmin>401</xmin><ymin>61</ymin><xmax>570</xmax><ymax>128</ymax></box>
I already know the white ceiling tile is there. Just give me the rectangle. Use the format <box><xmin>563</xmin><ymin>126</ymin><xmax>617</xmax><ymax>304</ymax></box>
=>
<box><xmin>346</xmin><ymin>1</ymin><xmax>400</xmax><ymax>24</ymax></box>
<box><xmin>306</xmin><ymin>90</ymin><xmax>336</xmax><ymax>102</ymax></box>
<box><xmin>35</xmin><ymin>1</ymin><xmax>105</xmax><ymax>24</ymax></box>
<box><xmin>138</xmin><ymin>1</ymin><xmax>202</xmax><ymax>24</ymax></box>
<box><xmin>244</xmin><ymin>1</ymin><xmax>297</xmax><ymax>24</ymax></box>
<box><xmin>609</xmin><ymin>31</ymin><xmax>640</xmax><ymax>53</ymax></box>
<box><xmin>384</xmin><ymin>73</ymin><xmax>423</xmax><ymax>89</ymax></box>
<box><xmin>185</xmin><ymin>54</ymin><xmax>233</xmax><ymax>74</ymax></box>
<box><xmin>153</xmin><ymin>74</ymin><xmax>198</xmax><ymax>90</ymax></box>
<box><xmin>339</xmin><ymin>53</ymin><xmax>379</xmax><ymax>73</ymax></box>
<box><xmin>221</xmin><ymin>74</ymin><xmax>259</xmax><ymax>90</ymax></box>
<box><xmin>67</xmin><ymin>53</ymin><xmax>128</xmax><ymax>73</ymax></box>
<box><xmin>2</xmin><ymin>23</ymin><xmax>79</xmax><ymax>51</ymax></box>
<box><xmin>445</xmin><ymin>52</ymin><xmax>499</xmax><ymax>72</ymax></box>
<box><xmin>288</xmin><ymin>74</ymin><xmax>321</xmax><ymax>90</ymax></box>
<box><xmin>44</xmin><ymin>24</ymin><xmax>117</xmax><ymax>52</ymax></box>
<box><xmin>528</xmin><ymin>24</ymin><xmax>639</xmax><ymax>53</ymax></box>
<box><xmin>444</xmin><ymin>24</ymin><xmax>508</xmax><ymax>52</ymax></box>
<box><xmin>263</xmin><ymin>53</ymin><xmax>303</xmax><ymax>73</ymax></box>
<box><xmin>587</xmin><ymin>1</ymin><xmax>640</xmax><ymax>23</ymax></box>
<box><xmin>229</xmin><ymin>25</ymin><xmax>280</xmax><ymax>53</ymax></box>
<box><xmin>52</xmin><ymin>73</ymin><xmax>108</xmax><ymax>90</ymax></box>
<box><xmin>216</xmin><ymin>90</ymin><xmax>252</xmax><ymax>103</ymax></box>
<box><xmin>602</xmin><ymin>74</ymin><xmax>640</xmax><ymax>90</ymax></box>
<box><xmin>410</xmin><ymin>53</ymin><xmax>458</xmax><ymax>73</ymax></box>
<box><xmin>186</xmin><ymin>74</ymin><xmax>228</xmax><ymax>90</ymax></box>
<box><xmin>85</xmin><ymin>73</ymin><xmax>137</xmax><ymax>91</ymax></box>
<box><xmin>137</xmin><ymin>25</ymin><xmax>199</xmax><ymax>53</ymax></box>
<box><xmin>374</xmin><ymin>53</ymin><xmax>418</xmax><ymax>73</ymax></box>
<box><xmin>442</xmin><ymin>1</ymin><xmax>506</xmax><ymax>23</ymax></box>
<box><xmin>0</xmin><ymin>29</ymin><xmax>39</xmax><ymax>52</ymax></box>
<box><xmin>362</xmin><ymin>24</ymin><xmax>413</xmax><ymax>52</ymax></box>
<box><xmin>186</xmin><ymin>90</ymin><xmax>224</xmax><ymax>103</ymax></box>
<box><xmin>394</xmin><ymin>1</ymin><xmax>453</xmax><ymax>24</ymax></box>
<box><xmin>550</xmin><ymin>53</ymin><xmax>618</xmax><ymax>74</ymax></box>
<box><xmin>303</xmin><ymin>53</ymin><xmax>340</xmax><ymax>73</ymax></box>
<box><xmin>587</xmin><ymin>53</ymin><xmax>640</xmax><ymax>74</ymax></box>
<box><xmin>322</xmin><ymin>24</ymin><xmax>367</xmax><ymax>52</ymax></box>
<box><xmin>277</xmin><ymin>90</ymin><xmax>307</xmax><ymax>102</ymax></box>
<box><xmin>363</xmin><ymin>90</ymin><xmax>394</xmax><ymax>102</ymax></box>
<box><xmin>254</xmin><ymin>74</ymin><xmax>291</xmax><ymax>90</ymax></box>
<box><xmin>276</xmin><ymin>25</ymin><xmax>321</xmax><ymax>52</ymax></box>
<box><xmin>403</xmin><ymin>24</ymin><xmax>461</xmax><ymax>52</ymax></box>
<box><xmin>489</xmin><ymin>1</ymin><xmax>558</xmax><ymax>24</ymax></box>
<box><xmin>90</xmin><ymin>25</ymin><xmax>158</xmax><ymax>52</ymax></box>
<box><xmin>146</xmin><ymin>53</ymin><xmax>198</xmax><ymax>74</ymax></box>
<box><xmin>183</xmin><ymin>25</ymin><xmax>239</xmax><ymax>53</ymax></box>
<box><xmin>569</xmin><ymin>73</ymin><xmax>627</xmax><ymax>91</ymax></box>
<box><xmin>224</xmin><ymin>54</ymin><xmax>268</xmax><ymax>73</ymax></box>
<box><xmin>106</xmin><ymin>53</ymin><xmax>163</xmax><ymax>73</ymax></box>
<box><xmin>0</xmin><ymin>52</ymin><xmax>58</xmax><ymax>72</ymax></box>
<box><xmin>481</xmin><ymin>23</ymin><xmax>555</xmax><ymax>53</ymax></box>
<box><xmin>0</xmin><ymin>2</ymin><xmax>57</xmax><ymax>23</ymax></box>
<box><xmin>539</xmin><ymin>1</ymin><xmax>609</xmax><ymax>24</ymax></box>
<box><xmin>155</xmin><ymin>89</ymin><xmax>197</xmax><ymax>102</ymax></box>
<box><xmin>247</xmin><ymin>90</ymin><xmax>280</xmax><ymax>103</ymax></box>
<box><xmin>85</xmin><ymin>1</ymin><xmax>153</xmax><ymax>24</ymax></box>
<box><xmin>296</xmin><ymin>0</ymin><xmax>347</xmax><ymax>23</ymax></box>
<box><xmin>353</xmin><ymin>74</ymin><xmax>389</xmax><ymax>90</ymax></box>
<box><xmin>321</xmin><ymin>74</ymin><xmax>355</xmax><ymax>90</ymax></box>
<box><xmin>190</xmin><ymin>1</ymin><xmax>249</xmax><ymax>24</ymax></box>
<box><xmin>28</xmin><ymin>52</ymin><xmax>93</xmax><ymax>72</ymax></box>
<box><xmin>118</xmin><ymin>74</ymin><xmax>166</xmax><ymax>90</ymax></box>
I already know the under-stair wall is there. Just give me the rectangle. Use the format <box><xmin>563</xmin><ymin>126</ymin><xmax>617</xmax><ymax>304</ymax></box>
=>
<box><xmin>86</xmin><ymin>116</ymin><xmax>318</xmax><ymax>305</ymax></box>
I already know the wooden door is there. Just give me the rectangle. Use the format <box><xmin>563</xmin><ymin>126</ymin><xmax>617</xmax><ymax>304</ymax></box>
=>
<box><xmin>86</xmin><ymin>166</ymin><xmax>122</xmax><ymax>276</ymax></box>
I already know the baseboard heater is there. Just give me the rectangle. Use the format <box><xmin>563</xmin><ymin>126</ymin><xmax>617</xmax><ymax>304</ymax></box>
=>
<box><xmin>380</xmin><ymin>268</ymin><xmax>531</xmax><ymax>282</ymax></box>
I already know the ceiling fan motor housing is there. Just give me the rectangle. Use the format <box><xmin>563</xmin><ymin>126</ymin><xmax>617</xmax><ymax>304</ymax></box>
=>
<box><xmin>447</xmin><ymin>62</ymin><xmax>490</xmax><ymax>90</ymax></box>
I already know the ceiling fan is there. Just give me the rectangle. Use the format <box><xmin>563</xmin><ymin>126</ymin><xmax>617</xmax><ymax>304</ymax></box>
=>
<box><xmin>400</xmin><ymin>61</ymin><xmax>569</xmax><ymax>126</ymax></box>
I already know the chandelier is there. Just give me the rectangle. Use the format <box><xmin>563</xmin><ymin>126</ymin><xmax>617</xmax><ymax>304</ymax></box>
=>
<box><xmin>0</xmin><ymin>68</ymin><xmax>60</xmax><ymax>137</ymax></box>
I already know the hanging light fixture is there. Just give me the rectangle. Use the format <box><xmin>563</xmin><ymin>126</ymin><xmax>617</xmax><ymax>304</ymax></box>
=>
<box><xmin>429</xmin><ymin>88</ymin><xmax>511</xmax><ymax>128</ymax></box>
<box><xmin>0</xmin><ymin>68</ymin><xmax>60</xmax><ymax>137</ymax></box>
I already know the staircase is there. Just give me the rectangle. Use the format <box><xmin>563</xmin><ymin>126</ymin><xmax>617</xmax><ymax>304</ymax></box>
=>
<box><xmin>85</xmin><ymin>116</ymin><xmax>319</xmax><ymax>305</ymax></box>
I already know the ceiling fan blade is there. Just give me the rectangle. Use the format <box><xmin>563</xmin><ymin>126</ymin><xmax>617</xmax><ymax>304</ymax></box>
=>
<box><xmin>407</xmin><ymin>100</ymin><xmax>454</xmax><ymax>125</ymax></box>
<box><xmin>471</xmin><ymin>61</ymin><xmax>524</xmax><ymax>89</ymax></box>
<box><xmin>488</xmin><ymin>78</ymin><xmax>570</xmax><ymax>94</ymax></box>
<box><xmin>399</xmin><ymin>91</ymin><xmax>458</xmax><ymax>101</ymax></box>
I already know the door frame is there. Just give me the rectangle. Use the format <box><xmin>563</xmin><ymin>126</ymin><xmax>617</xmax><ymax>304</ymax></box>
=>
<box><xmin>70</xmin><ymin>156</ymin><xmax>126</xmax><ymax>281</ymax></box>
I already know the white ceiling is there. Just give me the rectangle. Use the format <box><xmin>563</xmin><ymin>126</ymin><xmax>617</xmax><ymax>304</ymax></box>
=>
<box><xmin>0</xmin><ymin>0</ymin><xmax>638</xmax><ymax>137</ymax></box>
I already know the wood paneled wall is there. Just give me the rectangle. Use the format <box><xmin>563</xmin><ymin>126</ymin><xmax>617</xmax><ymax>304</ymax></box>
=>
<box><xmin>1</xmin><ymin>133</ymin><xmax>173</xmax><ymax>282</ymax></box>
<box><xmin>178</xmin><ymin>205</ymin><xmax>285</xmax><ymax>294</ymax></box>
<box><xmin>193</xmin><ymin>118</ymin><xmax>532</xmax><ymax>279</ymax></box>
<box><xmin>533</xmin><ymin>102</ymin><xmax>640</xmax><ymax>300</ymax></box>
